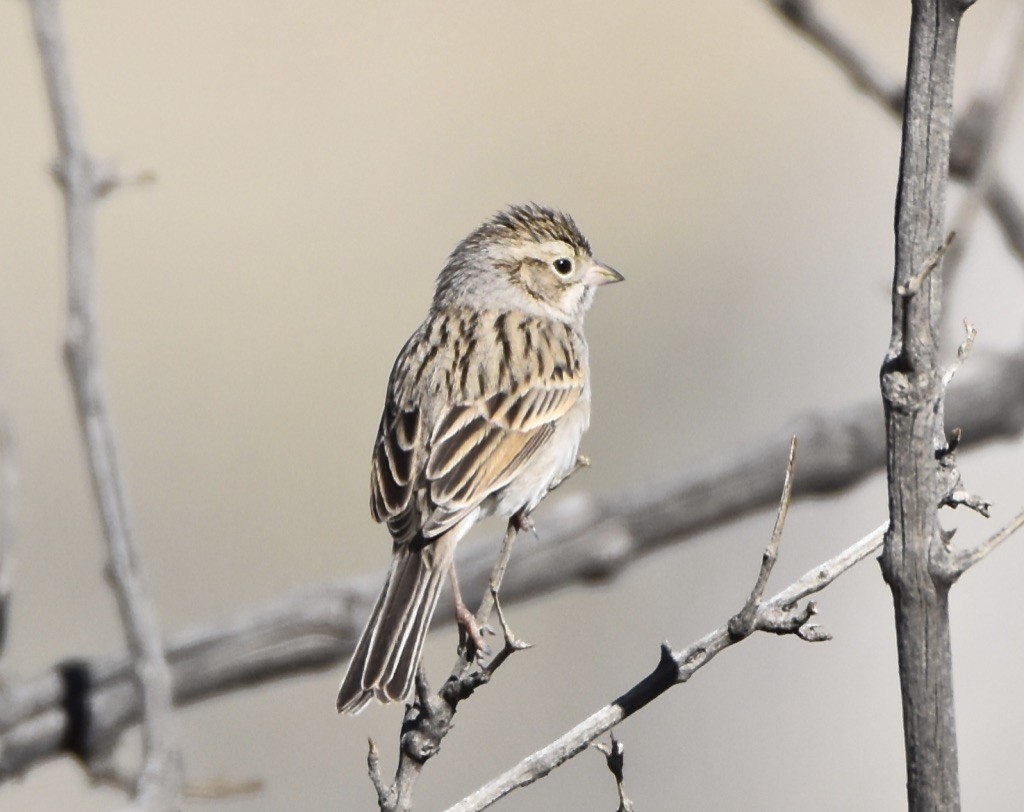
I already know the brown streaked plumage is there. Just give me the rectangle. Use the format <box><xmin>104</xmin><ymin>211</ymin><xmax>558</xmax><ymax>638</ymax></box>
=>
<box><xmin>337</xmin><ymin>204</ymin><xmax>622</xmax><ymax>714</ymax></box>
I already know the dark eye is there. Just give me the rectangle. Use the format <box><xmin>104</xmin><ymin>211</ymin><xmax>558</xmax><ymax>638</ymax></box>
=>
<box><xmin>553</xmin><ymin>258</ymin><xmax>573</xmax><ymax>275</ymax></box>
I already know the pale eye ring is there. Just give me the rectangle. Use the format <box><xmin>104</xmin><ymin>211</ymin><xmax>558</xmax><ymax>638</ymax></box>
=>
<box><xmin>553</xmin><ymin>258</ymin><xmax>573</xmax><ymax>275</ymax></box>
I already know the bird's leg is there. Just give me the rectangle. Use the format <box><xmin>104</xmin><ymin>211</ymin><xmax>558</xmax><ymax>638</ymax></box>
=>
<box><xmin>450</xmin><ymin>563</ymin><xmax>491</xmax><ymax>659</ymax></box>
<box><xmin>454</xmin><ymin>508</ymin><xmax>535</xmax><ymax>663</ymax></box>
<box><xmin>510</xmin><ymin>507</ymin><xmax>536</xmax><ymax>536</ymax></box>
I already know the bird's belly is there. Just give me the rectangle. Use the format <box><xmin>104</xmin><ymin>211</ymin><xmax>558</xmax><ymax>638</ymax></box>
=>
<box><xmin>488</xmin><ymin>399</ymin><xmax>590</xmax><ymax>519</ymax></box>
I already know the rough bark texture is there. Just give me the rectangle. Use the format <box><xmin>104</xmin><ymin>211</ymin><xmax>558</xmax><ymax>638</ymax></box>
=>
<box><xmin>879</xmin><ymin>2</ymin><xmax>973</xmax><ymax>810</ymax></box>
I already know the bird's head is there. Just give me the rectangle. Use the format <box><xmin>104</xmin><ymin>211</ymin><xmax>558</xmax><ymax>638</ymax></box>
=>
<box><xmin>434</xmin><ymin>203</ymin><xmax>623</xmax><ymax>323</ymax></box>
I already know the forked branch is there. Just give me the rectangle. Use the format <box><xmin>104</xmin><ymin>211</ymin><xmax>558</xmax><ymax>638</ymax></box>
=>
<box><xmin>28</xmin><ymin>0</ymin><xmax>181</xmax><ymax>807</ymax></box>
<box><xmin>447</xmin><ymin>444</ymin><xmax>887</xmax><ymax>812</ymax></box>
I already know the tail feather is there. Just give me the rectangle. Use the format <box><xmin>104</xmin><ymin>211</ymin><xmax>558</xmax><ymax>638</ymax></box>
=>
<box><xmin>336</xmin><ymin>540</ymin><xmax>451</xmax><ymax>714</ymax></box>
<box><xmin>385</xmin><ymin>569</ymin><xmax>447</xmax><ymax>699</ymax></box>
<box><xmin>363</xmin><ymin>545</ymin><xmax>432</xmax><ymax>688</ymax></box>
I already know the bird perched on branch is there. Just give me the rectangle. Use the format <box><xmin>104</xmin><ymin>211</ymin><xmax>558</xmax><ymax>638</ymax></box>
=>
<box><xmin>337</xmin><ymin>204</ymin><xmax>623</xmax><ymax>714</ymax></box>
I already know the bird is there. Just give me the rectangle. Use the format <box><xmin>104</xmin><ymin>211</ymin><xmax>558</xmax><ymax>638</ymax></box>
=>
<box><xmin>336</xmin><ymin>203</ymin><xmax>622</xmax><ymax>714</ymax></box>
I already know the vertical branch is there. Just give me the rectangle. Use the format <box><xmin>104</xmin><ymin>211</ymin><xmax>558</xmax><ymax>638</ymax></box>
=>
<box><xmin>28</xmin><ymin>0</ymin><xmax>182</xmax><ymax>808</ymax></box>
<box><xmin>880</xmin><ymin>1</ymin><xmax>973</xmax><ymax>811</ymax></box>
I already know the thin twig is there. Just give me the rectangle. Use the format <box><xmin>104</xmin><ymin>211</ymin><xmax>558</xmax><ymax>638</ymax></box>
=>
<box><xmin>729</xmin><ymin>435</ymin><xmax>797</xmax><ymax>639</ymax></box>
<box><xmin>896</xmin><ymin>232</ymin><xmax>956</xmax><ymax>297</ymax></box>
<box><xmin>941</xmin><ymin>320</ymin><xmax>978</xmax><ymax>390</ymax></box>
<box><xmin>934</xmin><ymin>506</ymin><xmax>1024</xmax><ymax>583</ymax></box>
<box><xmin>473</xmin><ymin>518</ymin><xmax>521</xmax><ymax>641</ymax></box>
<box><xmin>473</xmin><ymin>469</ymin><xmax>580</xmax><ymax>636</ymax></box>
<box><xmin>592</xmin><ymin>734</ymin><xmax>636</xmax><ymax>812</ymax></box>
<box><xmin>934</xmin><ymin>320</ymin><xmax>979</xmax><ymax>484</ymax></box>
<box><xmin>28</xmin><ymin>0</ymin><xmax>181</xmax><ymax>807</ymax></box>
<box><xmin>480</xmin><ymin>590</ymin><xmax>532</xmax><ymax>676</ymax></box>
<box><xmin>445</xmin><ymin>522</ymin><xmax>888</xmax><ymax>812</ymax></box>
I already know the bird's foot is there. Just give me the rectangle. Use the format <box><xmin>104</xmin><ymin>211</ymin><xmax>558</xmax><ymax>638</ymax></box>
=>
<box><xmin>456</xmin><ymin>599</ymin><xmax>492</xmax><ymax>660</ymax></box>
<box><xmin>511</xmin><ymin>510</ymin><xmax>536</xmax><ymax>536</ymax></box>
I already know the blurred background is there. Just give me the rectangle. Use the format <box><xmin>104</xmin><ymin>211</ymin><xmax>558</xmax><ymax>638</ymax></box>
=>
<box><xmin>2</xmin><ymin>1</ymin><xmax>1023</xmax><ymax>809</ymax></box>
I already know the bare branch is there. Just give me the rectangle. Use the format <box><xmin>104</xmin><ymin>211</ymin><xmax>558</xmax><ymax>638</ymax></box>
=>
<box><xmin>934</xmin><ymin>507</ymin><xmax>1024</xmax><ymax>584</ymax></box>
<box><xmin>28</xmin><ymin>0</ymin><xmax>181</xmax><ymax>807</ymax></box>
<box><xmin>445</xmin><ymin>523</ymin><xmax>888</xmax><ymax>812</ymax></box>
<box><xmin>471</xmin><ymin>517</ymin><xmax>522</xmax><ymax>646</ymax></box>
<box><xmin>765</xmin><ymin>1</ymin><xmax>903</xmax><ymax>110</ymax></box>
<box><xmin>728</xmin><ymin>434</ymin><xmax>796</xmax><ymax>639</ymax></box>
<box><xmin>367</xmin><ymin>739</ymin><xmax>389</xmax><ymax>806</ymax></box>
<box><xmin>1</xmin><ymin>354</ymin><xmax>1022</xmax><ymax>780</ymax></box>
<box><xmin>472</xmin><ymin>460</ymin><xmax>581</xmax><ymax>640</ymax></box>
<box><xmin>942</xmin><ymin>3</ymin><xmax>1024</xmax><ymax>290</ymax></box>
<box><xmin>941</xmin><ymin>320</ymin><xmax>978</xmax><ymax>391</ymax></box>
<box><xmin>879</xmin><ymin>2</ymin><xmax>971</xmax><ymax>809</ymax></box>
<box><xmin>592</xmin><ymin>734</ymin><xmax>636</xmax><ymax>812</ymax></box>
<box><xmin>935</xmin><ymin>321</ymin><xmax>981</xmax><ymax>510</ymax></box>
<box><xmin>764</xmin><ymin>0</ymin><xmax>1024</xmax><ymax>269</ymax></box>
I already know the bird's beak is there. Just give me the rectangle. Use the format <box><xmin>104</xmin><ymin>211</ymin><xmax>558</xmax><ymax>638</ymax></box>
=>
<box><xmin>583</xmin><ymin>261</ymin><xmax>624</xmax><ymax>287</ymax></box>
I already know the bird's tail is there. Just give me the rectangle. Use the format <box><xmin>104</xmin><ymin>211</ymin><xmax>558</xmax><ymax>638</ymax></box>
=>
<box><xmin>336</xmin><ymin>538</ymin><xmax>452</xmax><ymax>714</ymax></box>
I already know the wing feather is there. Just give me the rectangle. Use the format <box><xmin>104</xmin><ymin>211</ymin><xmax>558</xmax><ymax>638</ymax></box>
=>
<box><xmin>370</xmin><ymin>310</ymin><xmax>586</xmax><ymax>544</ymax></box>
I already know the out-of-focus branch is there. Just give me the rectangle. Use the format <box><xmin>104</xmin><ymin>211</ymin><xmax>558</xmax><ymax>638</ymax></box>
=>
<box><xmin>943</xmin><ymin>3</ymin><xmax>1024</xmax><ymax>291</ymax></box>
<box><xmin>765</xmin><ymin>0</ymin><xmax>1024</xmax><ymax>269</ymax></box>
<box><xmin>767</xmin><ymin>0</ymin><xmax>903</xmax><ymax>110</ymax></box>
<box><xmin>28</xmin><ymin>0</ymin><xmax>181</xmax><ymax>808</ymax></box>
<box><xmin>1</xmin><ymin>349</ymin><xmax>1022</xmax><ymax>780</ymax></box>
<box><xmin>445</xmin><ymin>522</ymin><xmax>888</xmax><ymax>812</ymax></box>
<box><xmin>0</xmin><ymin>368</ymin><xmax>16</xmax><ymax>660</ymax></box>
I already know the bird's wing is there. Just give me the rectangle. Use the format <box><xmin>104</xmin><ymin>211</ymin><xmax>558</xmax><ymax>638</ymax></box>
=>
<box><xmin>370</xmin><ymin>314</ymin><xmax>585</xmax><ymax>542</ymax></box>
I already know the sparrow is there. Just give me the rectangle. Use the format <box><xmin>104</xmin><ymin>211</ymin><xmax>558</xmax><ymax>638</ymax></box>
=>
<box><xmin>337</xmin><ymin>203</ymin><xmax>622</xmax><ymax>713</ymax></box>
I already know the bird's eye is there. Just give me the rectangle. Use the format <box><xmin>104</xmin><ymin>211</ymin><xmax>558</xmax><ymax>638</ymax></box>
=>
<box><xmin>553</xmin><ymin>258</ymin><xmax>573</xmax><ymax>275</ymax></box>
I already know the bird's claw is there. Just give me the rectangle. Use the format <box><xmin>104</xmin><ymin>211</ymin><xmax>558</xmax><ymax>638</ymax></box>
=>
<box><xmin>456</xmin><ymin>601</ymin><xmax>491</xmax><ymax>659</ymax></box>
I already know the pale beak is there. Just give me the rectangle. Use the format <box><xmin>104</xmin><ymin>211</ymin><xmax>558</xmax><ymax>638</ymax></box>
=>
<box><xmin>583</xmin><ymin>261</ymin><xmax>625</xmax><ymax>287</ymax></box>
